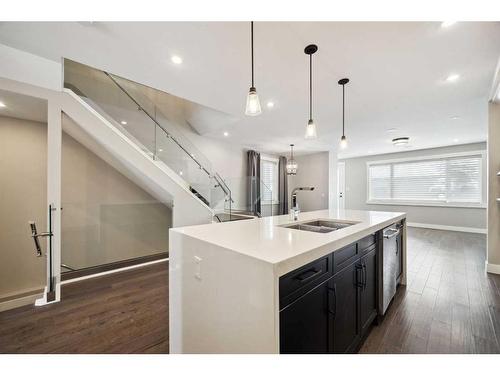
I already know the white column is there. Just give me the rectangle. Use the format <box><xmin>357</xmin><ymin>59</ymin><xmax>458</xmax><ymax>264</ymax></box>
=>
<box><xmin>36</xmin><ymin>97</ymin><xmax>62</xmax><ymax>304</ymax></box>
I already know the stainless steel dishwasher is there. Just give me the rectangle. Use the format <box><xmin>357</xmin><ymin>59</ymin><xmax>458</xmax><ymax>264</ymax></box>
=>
<box><xmin>379</xmin><ymin>223</ymin><xmax>402</xmax><ymax>315</ymax></box>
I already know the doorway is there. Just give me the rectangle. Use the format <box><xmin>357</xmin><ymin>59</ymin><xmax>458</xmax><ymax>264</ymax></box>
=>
<box><xmin>0</xmin><ymin>90</ymin><xmax>50</xmax><ymax>311</ymax></box>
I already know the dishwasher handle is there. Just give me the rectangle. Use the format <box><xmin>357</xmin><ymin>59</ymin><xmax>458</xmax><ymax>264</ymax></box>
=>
<box><xmin>383</xmin><ymin>228</ymin><xmax>400</xmax><ymax>239</ymax></box>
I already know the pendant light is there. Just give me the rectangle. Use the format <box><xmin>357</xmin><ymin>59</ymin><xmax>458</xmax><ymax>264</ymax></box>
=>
<box><xmin>304</xmin><ymin>44</ymin><xmax>318</xmax><ymax>139</ymax></box>
<box><xmin>286</xmin><ymin>144</ymin><xmax>298</xmax><ymax>175</ymax></box>
<box><xmin>338</xmin><ymin>78</ymin><xmax>349</xmax><ymax>149</ymax></box>
<box><xmin>245</xmin><ymin>21</ymin><xmax>262</xmax><ymax>116</ymax></box>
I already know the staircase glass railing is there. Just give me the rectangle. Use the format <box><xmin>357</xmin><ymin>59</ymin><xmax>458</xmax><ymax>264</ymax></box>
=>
<box><xmin>64</xmin><ymin>59</ymin><xmax>229</xmax><ymax>210</ymax></box>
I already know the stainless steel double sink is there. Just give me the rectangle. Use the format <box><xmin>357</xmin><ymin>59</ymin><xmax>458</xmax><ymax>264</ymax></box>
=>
<box><xmin>281</xmin><ymin>219</ymin><xmax>359</xmax><ymax>233</ymax></box>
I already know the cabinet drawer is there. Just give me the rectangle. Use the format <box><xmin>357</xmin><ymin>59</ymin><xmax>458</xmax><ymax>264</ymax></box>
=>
<box><xmin>280</xmin><ymin>254</ymin><xmax>333</xmax><ymax>309</ymax></box>
<box><xmin>333</xmin><ymin>243</ymin><xmax>359</xmax><ymax>274</ymax></box>
<box><xmin>358</xmin><ymin>234</ymin><xmax>376</xmax><ymax>254</ymax></box>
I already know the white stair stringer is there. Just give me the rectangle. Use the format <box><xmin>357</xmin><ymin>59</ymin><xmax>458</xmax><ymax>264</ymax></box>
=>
<box><xmin>61</xmin><ymin>88</ymin><xmax>213</xmax><ymax>228</ymax></box>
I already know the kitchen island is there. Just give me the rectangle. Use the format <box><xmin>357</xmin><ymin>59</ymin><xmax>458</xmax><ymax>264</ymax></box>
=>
<box><xmin>169</xmin><ymin>209</ymin><xmax>406</xmax><ymax>353</ymax></box>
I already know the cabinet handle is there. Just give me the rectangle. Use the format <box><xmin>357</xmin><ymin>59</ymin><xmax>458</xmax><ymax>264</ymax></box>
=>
<box><xmin>294</xmin><ymin>268</ymin><xmax>322</xmax><ymax>283</ymax></box>
<box><xmin>328</xmin><ymin>285</ymin><xmax>336</xmax><ymax>317</ymax></box>
<box><xmin>396</xmin><ymin>237</ymin><xmax>399</xmax><ymax>255</ymax></box>
<box><xmin>383</xmin><ymin>228</ymin><xmax>400</xmax><ymax>239</ymax></box>
<box><xmin>355</xmin><ymin>264</ymin><xmax>363</xmax><ymax>288</ymax></box>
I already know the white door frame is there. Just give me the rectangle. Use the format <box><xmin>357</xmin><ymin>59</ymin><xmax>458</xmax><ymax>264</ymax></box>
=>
<box><xmin>337</xmin><ymin>161</ymin><xmax>346</xmax><ymax>209</ymax></box>
<box><xmin>0</xmin><ymin>77</ymin><xmax>63</xmax><ymax>305</ymax></box>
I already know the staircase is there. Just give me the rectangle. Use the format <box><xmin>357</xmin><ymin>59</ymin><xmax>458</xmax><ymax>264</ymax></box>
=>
<box><xmin>63</xmin><ymin>59</ymin><xmax>235</xmax><ymax>224</ymax></box>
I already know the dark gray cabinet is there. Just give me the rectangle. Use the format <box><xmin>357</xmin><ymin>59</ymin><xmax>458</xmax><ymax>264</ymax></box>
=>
<box><xmin>332</xmin><ymin>261</ymin><xmax>359</xmax><ymax>353</ymax></box>
<box><xmin>279</xmin><ymin>234</ymin><xmax>379</xmax><ymax>354</ymax></box>
<box><xmin>280</xmin><ymin>278</ymin><xmax>334</xmax><ymax>353</ymax></box>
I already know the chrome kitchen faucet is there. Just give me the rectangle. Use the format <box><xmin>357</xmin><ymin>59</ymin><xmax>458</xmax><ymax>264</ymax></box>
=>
<box><xmin>290</xmin><ymin>187</ymin><xmax>315</xmax><ymax>220</ymax></box>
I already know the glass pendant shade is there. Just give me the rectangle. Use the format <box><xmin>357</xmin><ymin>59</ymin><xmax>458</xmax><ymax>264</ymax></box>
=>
<box><xmin>245</xmin><ymin>87</ymin><xmax>262</xmax><ymax>116</ymax></box>
<box><xmin>286</xmin><ymin>144</ymin><xmax>298</xmax><ymax>175</ymax></box>
<box><xmin>305</xmin><ymin>119</ymin><xmax>317</xmax><ymax>139</ymax></box>
<box><xmin>340</xmin><ymin>135</ymin><xmax>347</xmax><ymax>149</ymax></box>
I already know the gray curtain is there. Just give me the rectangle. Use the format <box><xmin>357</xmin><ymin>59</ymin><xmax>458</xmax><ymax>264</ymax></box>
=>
<box><xmin>278</xmin><ymin>156</ymin><xmax>289</xmax><ymax>215</ymax></box>
<box><xmin>247</xmin><ymin>150</ymin><xmax>261</xmax><ymax>216</ymax></box>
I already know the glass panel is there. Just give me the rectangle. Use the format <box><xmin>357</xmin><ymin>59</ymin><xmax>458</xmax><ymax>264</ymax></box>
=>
<box><xmin>64</xmin><ymin>60</ymin><xmax>156</xmax><ymax>156</ymax></box>
<box><xmin>108</xmin><ymin>73</ymin><xmax>214</xmax><ymax>178</ymax></box>
<box><xmin>0</xmin><ymin>90</ymin><xmax>47</xmax><ymax>303</ymax></box>
<box><xmin>61</xmin><ymin>126</ymin><xmax>171</xmax><ymax>272</ymax></box>
<box><xmin>214</xmin><ymin>176</ymin><xmax>276</xmax><ymax>220</ymax></box>
<box><xmin>63</xmin><ymin>59</ymin><xmax>225</xmax><ymax>209</ymax></box>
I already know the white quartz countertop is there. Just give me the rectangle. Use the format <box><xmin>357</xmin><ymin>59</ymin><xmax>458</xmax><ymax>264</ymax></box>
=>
<box><xmin>171</xmin><ymin>209</ymin><xmax>406</xmax><ymax>276</ymax></box>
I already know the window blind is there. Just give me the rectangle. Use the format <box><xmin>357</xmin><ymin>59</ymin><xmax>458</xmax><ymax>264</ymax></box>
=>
<box><xmin>367</xmin><ymin>154</ymin><xmax>482</xmax><ymax>205</ymax></box>
<box><xmin>261</xmin><ymin>159</ymin><xmax>277</xmax><ymax>203</ymax></box>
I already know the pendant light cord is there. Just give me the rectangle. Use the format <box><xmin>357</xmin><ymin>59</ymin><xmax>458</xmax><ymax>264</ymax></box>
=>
<box><xmin>251</xmin><ymin>21</ymin><xmax>254</xmax><ymax>88</ymax></box>
<box><xmin>342</xmin><ymin>83</ymin><xmax>345</xmax><ymax>136</ymax></box>
<box><xmin>309</xmin><ymin>54</ymin><xmax>312</xmax><ymax>120</ymax></box>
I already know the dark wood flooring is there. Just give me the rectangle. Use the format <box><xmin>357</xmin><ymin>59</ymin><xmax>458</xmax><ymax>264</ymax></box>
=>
<box><xmin>0</xmin><ymin>262</ymin><xmax>169</xmax><ymax>353</ymax></box>
<box><xmin>1</xmin><ymin>228</ymin><xmax>499</xmax><ymax>354</ymax></box>
<box><xmin>360</xmin><ymin>227</ymin><xmax>500</xmax><ymax>354</ymax></box>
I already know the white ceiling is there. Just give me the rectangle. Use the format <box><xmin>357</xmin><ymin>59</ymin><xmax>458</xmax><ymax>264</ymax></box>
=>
<box><xmin>0</xmin><ymin>22</ymin><xmax>499</xmax><ymax>157</ymax></box>
<box><xmin>0</xmin><ymin>88</ymin><xmax>47</xmax><ymax>122</ymax></box>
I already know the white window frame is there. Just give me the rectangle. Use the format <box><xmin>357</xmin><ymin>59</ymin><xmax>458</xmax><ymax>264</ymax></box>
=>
<box><xmin>366</xmin><ymin>150</ymin><xmax>486</xmax><ymax>209</ymax></box>
<box><xmin>260</xmin><ymin>155</ymin><xmax>279</xmax><ymax>205</ymax></box>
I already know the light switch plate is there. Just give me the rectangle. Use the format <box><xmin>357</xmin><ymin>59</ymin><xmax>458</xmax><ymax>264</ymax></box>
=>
<box><xmin>194</xmin><ymin>256</ymin><xmax>202</xmax><ymax>280</ymax></box>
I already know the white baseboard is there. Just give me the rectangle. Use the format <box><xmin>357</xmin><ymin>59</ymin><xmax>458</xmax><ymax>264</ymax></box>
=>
<box><xmin>407</xmin><ymin>222</ymin><xmax>487</xmax><ymax>234</ymax></box>
<box><xmin>486</xmin><ymin>261</ymin><xmax>500</xmax><ymax>275</ymax></box>
<box><xmin>0</xmin><ymin>291</ymin><xmax>43</xmax><ymax>312</ymax></box>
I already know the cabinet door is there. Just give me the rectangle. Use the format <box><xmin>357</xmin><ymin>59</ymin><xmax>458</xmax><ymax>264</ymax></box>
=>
<box><xmin>280</xmin><ymin>278</ymin><xmax>333</xmax><ymax>353</ymax></box>
<box><xmin>359</xmin><ymin>248</ymin><xmax>377</xmax><ymax>334</ymax></box>
<box><xmin>332</xmin><ymin>261</ymin><xmax>359</xmax><ymax>353</ymax></box>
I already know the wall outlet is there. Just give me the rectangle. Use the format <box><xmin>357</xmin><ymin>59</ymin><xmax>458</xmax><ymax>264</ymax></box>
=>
<box><xmin>194</xmin><ymin>256</ymin><xmax>202</xmax><ymax>280</ymax></box>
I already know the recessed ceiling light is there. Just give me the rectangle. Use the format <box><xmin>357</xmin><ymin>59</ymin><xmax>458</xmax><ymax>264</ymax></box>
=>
<box><xmin>223</xmin><ymin>132</ymin><xmax>229</xmax><ymax>137</ymax></box>
<box><xmin>0</xmin><ymin>101</ymin><xmax>6</xmax><ymax>108</ymax></box>
<box><xmin>179</xmin><ymin>171</ymin><xmax>183</xmax><ymax>176</ymax></box>
<box><xmin>266</xmin><ymin>101</ymin><xmax>274</xmax><ymax>109</ymax></box>
<box><xmin>392</xmin><ymin>137</ymin><xmax>409</xmax><ymax>146</ymax></box>
<box><xmin>453</xmin><ymin>138</ymin><xmax>459</xmax><ymax>143</ymax></box>
<box><xmin>171</xmin><ymin>55</ymin><xmax>183</xmax><ymax>65</ymax></box>
<box><xmin>158</xmin><ymin>148</ymin><xmax>163</xmax><ymax>152</ymax></box>
<box><xmin>386</xmin><ymin>128</ymin><xmax>398</xmax><ymax>133</ymax></box>
<box><xmin>446</xmin><ymin>74</ymin><xmax>460</xmax><ymax>82</ymax></box>
<box><xmin>451</xmin><ymin>116</ymin><xmax>460</xmax><ymax>120</ymax></box>
<box><xmin>120</xmin><ymin>120</ymin><xmax>127</xmax><ymax>125</ymax></box>
<box><xmin>441</xmin><ymin>21</ymin><xmax>457</xmax><ymax>28</ymax></box>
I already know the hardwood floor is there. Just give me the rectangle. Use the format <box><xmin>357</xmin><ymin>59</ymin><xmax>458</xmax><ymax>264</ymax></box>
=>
<box><xmin>0</xmin><ymin>262</ymin><xmax>169</xmax><ymax>354</ymax></box>
<box><xmin>360</xmin><ymin>227</ymin><xmax>500</xmax><ymax>354</ymax></box>
<box><xmin>0</xmin><ymin>228</ymin><xmax>499</xmax><ymax>354</ymax></box>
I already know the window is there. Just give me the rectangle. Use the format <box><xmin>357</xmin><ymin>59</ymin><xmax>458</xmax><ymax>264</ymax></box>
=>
<box><xmin>261</xmin><ymin>156</ymin><xmax>279</xmax><ymax>204</ymax></box>
<box><xmin>367</xmin><ymin>152</ymin><xmax>484</xmax><ymax>207</ymax></box>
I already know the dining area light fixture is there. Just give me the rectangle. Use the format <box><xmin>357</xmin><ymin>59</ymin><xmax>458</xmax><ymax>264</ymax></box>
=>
<box><xmin>304</xmin><ymin>44</ymin><xmax>318</xmax><ymax>139</ymax></box>
<box><xmin>245</xmin><ymin>21</ymin><xmax>262</xmax><ymax>116</ymax></box>
<box><xmin>338</xmin><ymin>78</ymin><xmax>349</xmax><ymax>149</ymax></box>
<box><xmin>286</xmin><ymin>144</ymin><xmax>298</xmax><ymax>175</ymax></box>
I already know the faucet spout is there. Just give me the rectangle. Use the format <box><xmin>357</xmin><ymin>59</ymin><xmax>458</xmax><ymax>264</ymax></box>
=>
<box><xmin>290</xmin><ymin>187</ymin><xmax>315</xmax><ymax>220</ymax></box>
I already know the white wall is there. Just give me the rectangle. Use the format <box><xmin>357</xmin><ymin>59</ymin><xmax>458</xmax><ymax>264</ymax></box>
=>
<box><xmin>288</xmin><ymin>152</ymin><xmax>330</xmax><ymax>212</ymax></box>
<box><xmin>341</xmin><ymin>142</ymin><xmax>487</xmax><ymax>231</ymax></box>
